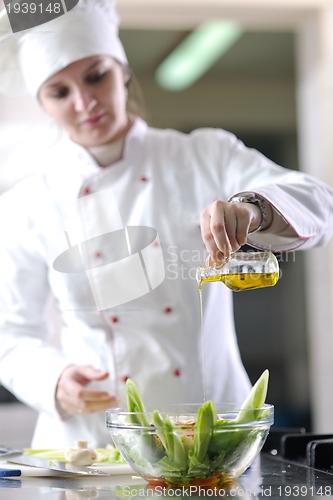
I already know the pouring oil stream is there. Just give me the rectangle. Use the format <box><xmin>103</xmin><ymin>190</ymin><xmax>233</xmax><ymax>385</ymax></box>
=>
<box><xmin>196</xmin><ymin>251</ymin><xmax>280</xmax><ymax>403</ymax></box>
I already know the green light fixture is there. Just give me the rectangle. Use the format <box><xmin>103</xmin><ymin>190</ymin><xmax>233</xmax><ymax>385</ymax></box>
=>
<box><xmin>155</xmin><ymin>20</ymin><xmax>243</xmax><ymax>91</ymax></box>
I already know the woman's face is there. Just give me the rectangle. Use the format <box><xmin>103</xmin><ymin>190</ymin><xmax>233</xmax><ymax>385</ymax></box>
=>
<box><xmin>39</xmin><ymin>56</ymin><xmax>130</xmax><ymax>148</ymax></box>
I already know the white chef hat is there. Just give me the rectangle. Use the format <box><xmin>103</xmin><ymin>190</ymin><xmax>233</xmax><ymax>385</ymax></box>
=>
<box><xmin>0</xmin><ymin>0</ymin><xmax>128</xmax><ymax>97</ymax></box>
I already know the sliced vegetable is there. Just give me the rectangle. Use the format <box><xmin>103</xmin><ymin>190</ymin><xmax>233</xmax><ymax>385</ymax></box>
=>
<box><xmin>126</xmin><ymin>379</ymin><xmax>151</xmax><ymax>427</ymax></box>
<box><xmin>23</xmin><ymin>449</ymin><xmax>67</xmax><ymax>461</ymax></box>
<box><xmin>190</xmin><ymin>400</ymin><xmax>216</xmax><ymax>462</ymax></box>
<box><xmin>23</xmin><ymin>445</ymin><xmax>126</xmax><ymax>464</ymax></box>
<box><xmin>153</xmin><ymin>411</ymin><xmax>187</xmax><ymax>471</ymax></box>
<box><xmin>125</xmin><ymin>379</ymin><xmax>164</xmax><ymax>463</ymax></box>
<box><xmin>235</xmin><ymin>369</ymin><xmax>269</xmax><ymax>423</ymax></box>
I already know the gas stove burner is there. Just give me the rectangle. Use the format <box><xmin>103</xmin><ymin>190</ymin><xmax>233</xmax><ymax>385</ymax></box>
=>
<box><xmin>264</xmin><ymin>427</ymin><xmax>333</xmax><ymax>472</ymax></box>
<box><xmin>281</xmin><ymin>433</ymin><xmax>333</xmax><ymax>470</ymax></box>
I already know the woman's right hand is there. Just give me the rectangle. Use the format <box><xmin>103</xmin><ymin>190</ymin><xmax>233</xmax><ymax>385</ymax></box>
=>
<box><xmin>200</xmin><ymin>200</ymin><xmax>264</xmax><ymax>264</ymax></box>
<box><xmin>56</xmin><ymin>365</ymin><xmax>119</xmax><ymax>417</ymax></box>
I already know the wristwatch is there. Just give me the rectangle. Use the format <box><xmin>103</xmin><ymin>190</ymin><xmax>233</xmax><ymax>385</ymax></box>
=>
<box><xmin>230</xmin><ymin>193</ymin><xmax>269</xmax><ymax>232</ymax></box>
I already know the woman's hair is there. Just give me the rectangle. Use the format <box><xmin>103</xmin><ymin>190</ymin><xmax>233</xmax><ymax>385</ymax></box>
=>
<box><xmin>125</xmin><ymin>65</ymin><xmax>149</xmax><ymax>123</ymax></box>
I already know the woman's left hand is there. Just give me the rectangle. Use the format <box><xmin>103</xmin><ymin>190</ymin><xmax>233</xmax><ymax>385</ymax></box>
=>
<box><xmin>55</xmin><ymin>365</ymin><xmax>119</xmax><ymax>417</ymax></box>
<box><xmin>200</xmin><ymin>200</ymin><xmax>262</xmax><ymax>264</ymax></box>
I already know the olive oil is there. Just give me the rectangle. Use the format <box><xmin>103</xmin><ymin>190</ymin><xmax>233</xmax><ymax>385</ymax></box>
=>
<box><xmin>196</xmin><ymin>251</ymin><xmax>280</xmax><ymax>292</ymax></box>
<box><xmin>197</xmin><ymin>251</ymin><xmax>280</xmax><ymax>401</ymax></box>
<box><xmin>199</xmin><ymin>288</ymin><xmax>206</xmax><ymax>402</ymax></box>
<box><xmin>199</xmin><ymin>271</ymin><xmax>279</xmax><ymax>292</ymax></box>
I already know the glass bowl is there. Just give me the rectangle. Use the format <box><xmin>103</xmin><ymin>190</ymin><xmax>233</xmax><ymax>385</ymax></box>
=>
<box><xmin>106</xmin><ymin>403</ymin><xmax>274</xmax><ymax>487</ymax></box>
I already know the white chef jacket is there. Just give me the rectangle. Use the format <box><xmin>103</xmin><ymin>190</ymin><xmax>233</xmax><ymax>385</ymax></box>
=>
<box><xmin>0</xmin><ymin>117</ymin><xmax>332</xmax><ymax>447</ymax></box>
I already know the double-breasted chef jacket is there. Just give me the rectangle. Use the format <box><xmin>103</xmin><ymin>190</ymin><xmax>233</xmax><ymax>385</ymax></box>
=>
<box><xmin>0</xmin><ymin>117</ymin><xmax>332</xmax><ymax>447</ymax></box>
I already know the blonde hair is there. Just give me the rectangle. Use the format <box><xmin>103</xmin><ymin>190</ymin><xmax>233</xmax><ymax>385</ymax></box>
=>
<box><xmin>126</xmin><ymin>67</ymin><xmax>148</xmax><ymax>123</ymax></box>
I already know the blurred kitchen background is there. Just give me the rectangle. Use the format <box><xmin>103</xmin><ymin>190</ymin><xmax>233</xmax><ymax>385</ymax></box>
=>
<box><xmin>1</xmin><ymin>0</ymin><xmax>333</xmax><ymax>446</ymax></box>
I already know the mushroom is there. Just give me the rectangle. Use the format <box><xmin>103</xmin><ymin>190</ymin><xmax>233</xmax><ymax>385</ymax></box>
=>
<box><xmin>64</xmin><ymin>440</ymin><xmax>98</xmax><ymax>466</ymax></box>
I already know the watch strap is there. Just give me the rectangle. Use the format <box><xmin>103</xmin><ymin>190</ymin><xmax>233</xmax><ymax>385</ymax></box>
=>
<box><xmin>230</xmin><ymin>193</ymin><xmax>268</xmax><ymax>232</ymax></box>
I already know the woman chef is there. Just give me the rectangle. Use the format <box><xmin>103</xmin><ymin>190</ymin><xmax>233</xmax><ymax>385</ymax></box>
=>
<box><xmin>0</xmin><ymin>0</ymin><xmax>333</xmax><ymax>448</ymax></box>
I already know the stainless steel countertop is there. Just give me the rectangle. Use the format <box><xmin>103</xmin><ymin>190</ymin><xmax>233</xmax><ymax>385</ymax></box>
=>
<box><xmin>1</xmin><ymin>453</ymin><xmax>333</xmax><ymax>499</ymax></box>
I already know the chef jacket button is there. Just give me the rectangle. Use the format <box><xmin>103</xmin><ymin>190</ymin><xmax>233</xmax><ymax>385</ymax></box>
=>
<box><xmin>151</xmin><ymin>240</ymin><xmax>159</xmax><ymax>247</ymax></box>
<box><xmin>122</xmin><ymin>375</ymin><xmax>129</xmax><ymax>383</ymax></box>
<box><xmin>174</xmin><ymin>369</ymin><xmax>181</xmax><ymax>377</ymax></box>
<box><xmin>110</xmin><ymin>316</ymin><xmax>119</xmax><ymax>323</ymax></box>
<box><xmin>94</xmin><ymin>251</ymin><xmax>102</xmax><ymax>258</ymax></box>
<box><xmin>164</xmin><ymin>307</ymin><xmax>172</xmax><ymax>314</ymax></box>
<box><xmin>82</xmin><ymin>186</ymin><xmax>90</xmax><ymax>195</ymax></box>
<box><xmin>139</xmin><ymin>175</ymin><xmax>148</xmax><ymax>182</ymax></box>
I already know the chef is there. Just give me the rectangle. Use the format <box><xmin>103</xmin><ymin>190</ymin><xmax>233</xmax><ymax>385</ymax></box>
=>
<box><xmin>0</xmin><ymin>0</ymin><xmax>332</xmax><ymax>447</ymax></box>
